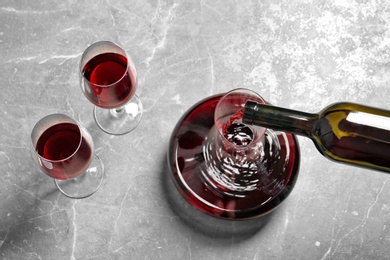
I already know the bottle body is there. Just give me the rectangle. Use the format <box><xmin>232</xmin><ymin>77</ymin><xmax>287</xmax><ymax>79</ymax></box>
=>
<box><xmin>243</xmin><ymin>101</ymin><xmax>390</xmax><ymax>173</ymax></box>
<box><xmin>312</xmin><ymin>103</ymin><xmax>390</xmax><ymax>172</ymax></box>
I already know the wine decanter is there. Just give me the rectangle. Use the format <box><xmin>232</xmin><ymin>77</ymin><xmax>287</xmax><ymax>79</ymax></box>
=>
<box><xmin>243</xmin><ymin>100</ymin><xmax>390</xmax><ymax>172</ymax></box>
<box><xmin>168</xmin><ymin>88</ymin><xmax>300</xmax><ymax>220</ymax></box>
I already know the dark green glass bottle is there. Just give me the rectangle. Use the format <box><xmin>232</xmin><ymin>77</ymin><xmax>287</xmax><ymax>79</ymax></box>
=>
<box><xmin>243</xmin><ymin>101</ymin><xmax>390</xmax><ymax>172</ymax></box>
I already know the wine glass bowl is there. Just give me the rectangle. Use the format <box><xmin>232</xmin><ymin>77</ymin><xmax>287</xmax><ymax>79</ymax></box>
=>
<box><xmin>80</xmin><ymin>41</ymin><xmax>143</xmax><ymax>135</ymax></box>
<box><xmin>31</xmin><ymin>113</ymin><xmax>104</xmax><ymax>199</ymax></box>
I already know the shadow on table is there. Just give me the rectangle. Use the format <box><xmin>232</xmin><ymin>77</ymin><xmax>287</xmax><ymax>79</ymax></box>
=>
<box><xmin>159</xmin><ymin>154</ymin><xmax>274</xmax><ymax>242</ymax></box>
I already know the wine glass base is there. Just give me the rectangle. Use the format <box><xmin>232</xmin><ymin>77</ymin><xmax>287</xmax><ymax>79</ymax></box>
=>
<box><xmin>94</xmin><ymin>94</ymin><xmax>143</xmax><ymax>135</ymax></box>
<box><xmin>54</xmin><ymin>154</ymin><xmax>104</xmax><ymax>199</ymax></box>
<box><xmin>168</xmin><ymin>94</ymin><xmax>300</xmax><ymax>220</ymax></box>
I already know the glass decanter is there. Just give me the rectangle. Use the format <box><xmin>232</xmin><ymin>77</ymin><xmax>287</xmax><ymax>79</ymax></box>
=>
<box><xmin>168</xmin><ymin>88</ymin><xmax>300</xmax><ymax>220</ymax></box>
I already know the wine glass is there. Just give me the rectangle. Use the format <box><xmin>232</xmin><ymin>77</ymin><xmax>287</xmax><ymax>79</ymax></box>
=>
<box><xmin>80</xmin><ymin>41</ymin><xmax>143</xmax><ymax>135</ymax></box>
<box><xmin>31</xmin><ymin>114</ymin><xmax>104</xmax><ymax>199</ymax></box>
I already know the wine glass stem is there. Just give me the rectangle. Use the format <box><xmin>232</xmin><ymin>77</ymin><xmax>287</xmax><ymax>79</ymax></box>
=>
<box><xmin>110</xmin><ymin>107</ymin><xmax>125</xmax><ymax>118</ymax></box>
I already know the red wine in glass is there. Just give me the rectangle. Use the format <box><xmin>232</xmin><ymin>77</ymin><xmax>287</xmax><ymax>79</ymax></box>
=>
<box><xmin>31</xmin><ymin>114</ymin><xmax>104</xmax><ymax>199</ymax></box>
<box><xmin>82</xmin><ymin>52</ymin><xmax>136</xmax><ymax>109</ymax></box>
<box><xmin>35</xmin><ymin>122</ymin><xmax>93</xmax><ymax>180</ymax></box>
<box><xmin>80</xmin><ymin>41</ymin><xmax>143</xmax><ymax>135</ymax></box>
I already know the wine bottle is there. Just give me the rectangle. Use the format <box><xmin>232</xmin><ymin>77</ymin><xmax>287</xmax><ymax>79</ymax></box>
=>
<box><xmin>243</xmin><ymin>101</ymin><xmax>390</xmax><ymax>172</ymax></box>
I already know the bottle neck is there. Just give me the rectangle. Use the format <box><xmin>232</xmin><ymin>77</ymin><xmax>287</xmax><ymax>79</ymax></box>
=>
<box><xmin>243</xmin><ymin>101</ymin><xmax>318</xmax><ymax>137</ymax></box>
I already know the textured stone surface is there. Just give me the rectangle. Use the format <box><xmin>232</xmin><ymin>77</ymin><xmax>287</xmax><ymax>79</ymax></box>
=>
<box><xmin>1</xmin><ymin>0</ymin><xmax>390</xmax><ymax>259</ymax></box>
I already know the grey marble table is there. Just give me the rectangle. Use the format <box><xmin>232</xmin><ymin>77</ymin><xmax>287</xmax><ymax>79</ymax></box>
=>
<box><xmin>1</xmin><ymin>1</ymin><xmax>390</xmax><ymax>259</ymax></box>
